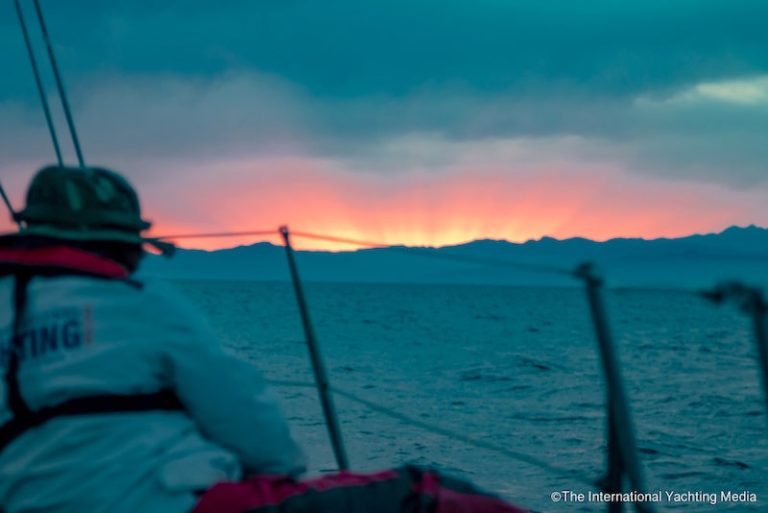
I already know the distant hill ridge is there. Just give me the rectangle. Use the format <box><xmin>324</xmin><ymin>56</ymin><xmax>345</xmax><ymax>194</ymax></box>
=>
<box><xmin>142</xmin><ymin>225</ymin><xmax>768</xmax><ymax>287</ymax></box>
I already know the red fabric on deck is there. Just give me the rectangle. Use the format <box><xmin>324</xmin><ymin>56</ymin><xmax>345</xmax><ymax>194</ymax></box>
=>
<box><xmin>193</xmin><ymin>470</ymin><xmax>400</xmax><ymax>513</ymax></box>
<box><xmin>435</xmin><ymin>485</ymin><xmax>527</xmax><ymax>513</ymax></box>
<box><xmin>192</xmin><ymin>468</ymin><xmax>529</xmax><ymax>513</ymax></box>
<box><xmin>416</xmin><ymin>472</ymin><xmax>527</xmax><ymax>513</ymax></box>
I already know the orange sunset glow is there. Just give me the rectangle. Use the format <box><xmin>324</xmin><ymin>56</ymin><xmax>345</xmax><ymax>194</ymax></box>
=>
<box><xmin>130</xmin><ymin>156</ymin><xmax>767</xmax><ymax>251</ymax></box>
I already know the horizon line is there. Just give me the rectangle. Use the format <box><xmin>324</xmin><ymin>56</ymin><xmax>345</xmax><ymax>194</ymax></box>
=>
<box><xmin>160</xmin><ymin>223</ymin><xmax>765</xmax><ymax>254</ymax></box>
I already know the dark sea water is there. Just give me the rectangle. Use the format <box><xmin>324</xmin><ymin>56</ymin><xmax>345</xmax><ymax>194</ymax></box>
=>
<box><xmin>176</xmin><ymin>281</ymin><xmax>768</xmax><ymax>512</ymax></box>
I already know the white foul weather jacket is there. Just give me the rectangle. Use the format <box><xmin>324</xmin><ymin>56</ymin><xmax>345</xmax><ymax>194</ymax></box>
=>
<box><xmin>0</xmin><ymin>275</ymin><xmax>306</xmax><ymax>513</ymax></box>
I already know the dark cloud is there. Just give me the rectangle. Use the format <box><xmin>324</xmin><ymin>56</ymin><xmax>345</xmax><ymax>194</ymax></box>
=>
<box><xmin>1</xmin><ymin>1</ymin><xmax>766</xmax><ymax>188</ymax></box>
<box><xmin>2</xmin><ymin>0</ymin><xmax>766</xmax><ymax>99</ymax></box>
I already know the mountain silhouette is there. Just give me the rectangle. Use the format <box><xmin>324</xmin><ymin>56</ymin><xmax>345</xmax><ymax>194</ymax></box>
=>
<box><xmin>141</xmin><ymin>225</ymin><xmax>768</xmax><ymax>287</ymax></box>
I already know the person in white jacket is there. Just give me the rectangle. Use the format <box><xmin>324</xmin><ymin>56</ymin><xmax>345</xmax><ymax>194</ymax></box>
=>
<box><xmin>0</xmin><ymin>166</ymin><xmax>526</xmax><ymax>513</ymax></box>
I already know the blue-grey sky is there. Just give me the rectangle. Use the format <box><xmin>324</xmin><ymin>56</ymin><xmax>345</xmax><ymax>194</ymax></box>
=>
<box><xmin>1</xmin><ymin>1</ymin><xmax>766</xmax><ymax>247</ymax></box>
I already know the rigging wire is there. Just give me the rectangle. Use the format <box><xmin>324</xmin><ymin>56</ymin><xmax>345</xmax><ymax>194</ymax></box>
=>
<box><xmin>13</xmin><ymin>0</ymin><xmax>63</xmax><ymax>166</ymax></box>
<box><xmin>331</xmin><ymin>387</ymin><xmax>600</xmax><ymax>488</ymax></box>
<box><xmin>31</xmin><ymin>0</ymin><xmax>85</xmax><ymax>167</ymax></box>
<box><xmin>265</xmin><ymin>379</ymin><xmax>600</xmax><ymax>488</ymax></box>
<box><xmin>605</xmin><ymin>285</ymin><xmax>712</xmax><ymax>299</ymax></box>
<box><xmin>290</xmin><ymin>231</ymin><xmax>575</xmax><ymax>276</ymax></box>
<box><xmin>288</xmin><ymin>231</ymin><xmax>400</xmax><ymax>248</ymax></box>
<box><xmin>0</xmin><ymin>182</ymin><xmax>19</xmax><ymax>226</ymax></box>
<box><xmin>608</xmin><ymin>286</ymin><xmax>703</xmax><ymax>295</ymax></box>
<box><xmin>158</xmin><ymin>228</ymin><xmax>575</xmax><ymax>276</ymax></box>
<box><xmin>158</xmin><ymin>229</ymin><xmax>278</xmax><ymax>240</ymax></box>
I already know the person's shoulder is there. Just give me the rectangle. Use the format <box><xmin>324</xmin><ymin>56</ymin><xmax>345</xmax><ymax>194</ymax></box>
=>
<box><xmin>138</xmin><ymin>279</ymin><xmax>219</xmax><ymax>343</ymax></box>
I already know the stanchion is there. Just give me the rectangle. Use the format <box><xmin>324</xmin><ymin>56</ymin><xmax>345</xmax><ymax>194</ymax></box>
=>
<box><xmin>280</xmin><ymin>226</ymin><xmax>349</xmax><ymax>470</ymax></box>
<box><xmin>749</xmin><ymin>289</ymin><xmax>768</xmax><ymax>419</ymax></box>
<box><xmin>575</xmin><ymin>263</ymin><xmax>654</xmax><ymax>513</ymax></box>
<box><xmin>606</xmin><ymin>402</ymin><xmax>624</xmax><ymax>513</ymax></box>
<box><xmin>703</xmin><ymin>283</ymin><xmax>768</xmax><ymax>422</ymax></box>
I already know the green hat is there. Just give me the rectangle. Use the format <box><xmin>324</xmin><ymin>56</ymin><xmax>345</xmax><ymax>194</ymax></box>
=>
<box><xmin>16</xmin><ymin>165</ymin><xmax>174</xmax><ymax>255</ymax></box>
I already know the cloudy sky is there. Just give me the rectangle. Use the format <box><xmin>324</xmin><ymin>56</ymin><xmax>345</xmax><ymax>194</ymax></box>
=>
<box><xmin>1</xmin><ymin>0</ymin><xmax>766</xmax><ymax>249</ymax></box>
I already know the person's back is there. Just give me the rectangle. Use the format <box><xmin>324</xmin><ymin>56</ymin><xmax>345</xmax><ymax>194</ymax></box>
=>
<box><xmin>0</xmin><ymin>166</ymin><xmax>304</xmax><ymax>513</ymax></box>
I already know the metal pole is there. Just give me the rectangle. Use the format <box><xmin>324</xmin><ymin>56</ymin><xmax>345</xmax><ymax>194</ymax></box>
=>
<box><xmin>32</xmin><ymin>0</ymin><xmax>85</xmax><ymax>167</ymax></box>
<box><xmin>14</xmin><ymin>0</ymin><xmax>63</xmax><ymax>166</ymax></box>
<box><xmin>606</xmin><ymin>403</ymin><xmax>624</xmax><ymax>513</ymax></box>
<box><xmin>747</xmin><ymin>289</ymin><xmax>768</xmax><ymax>420</ymax></box>
<box><xmin>577</xmin><ymin>263</ymin><xmax>654</xmax><ymax>513</ymax></box>
<box><xmin>279</xmin><ymin>226</ymin><xmax>349</xmax><ymax>470</ymax></box>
